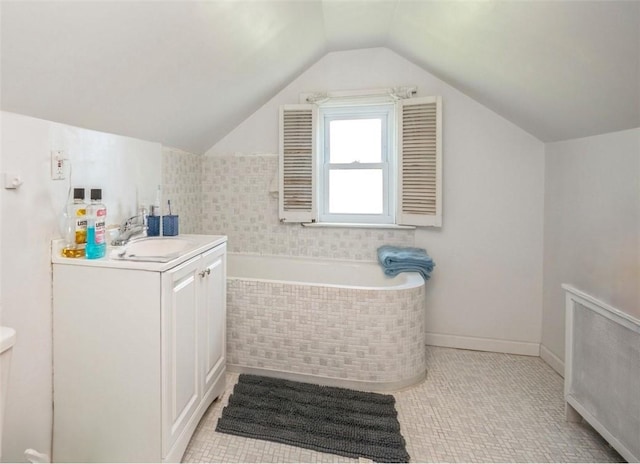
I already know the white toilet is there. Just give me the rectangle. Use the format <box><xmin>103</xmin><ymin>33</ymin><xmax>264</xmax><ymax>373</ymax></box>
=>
<box><xmin>0</xmin><ymin>326</ymin><xmax>17</xmax><ymax>462</ymax></box>
<box><xmin>0</xmin><ymin>327</ymin><xmax>50</xmax><ymax>463</ymax></box>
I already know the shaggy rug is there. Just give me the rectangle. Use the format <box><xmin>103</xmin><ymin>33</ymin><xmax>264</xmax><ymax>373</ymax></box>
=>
<box><xmin>215</xmin><ymin>374</ymin><xmax>410</xmax><ymax>462</ymax></box>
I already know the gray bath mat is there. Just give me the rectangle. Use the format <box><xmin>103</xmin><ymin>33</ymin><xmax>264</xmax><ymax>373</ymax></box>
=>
<box><xmin>215</xmin><ymin>374</ymin><xmax>410</xmax><ymax>463</ymax></box>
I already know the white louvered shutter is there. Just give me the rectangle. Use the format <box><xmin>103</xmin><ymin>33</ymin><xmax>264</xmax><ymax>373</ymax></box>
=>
<box><xmin>279</xmin><ymin>104</ymin><xmax>317</xmax><ymax>223</ymax></box>
<box><xmin>397</xmin><ymin>96</ymin><xmax>442</xmax><ymax>227</ymax></box>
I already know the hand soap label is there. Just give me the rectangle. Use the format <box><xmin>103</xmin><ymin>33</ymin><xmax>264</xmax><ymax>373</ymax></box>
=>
<box><xmin>94</xmin><ymin>208</ymin><xmax>106</xmax><ymax>244</ymax></box>
<box><xmin>75</xmin><ymin>211</ymin><xmax>87</xmax><ymax>244</ymax></box>
<box><xmin>85</xmin><ymin>188</ymin><xmax>107</xmax><ymax>259</ymax></box>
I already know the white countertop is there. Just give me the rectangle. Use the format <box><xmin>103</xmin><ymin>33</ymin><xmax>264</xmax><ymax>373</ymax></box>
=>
<box><xmin>52</xmin><ymin>234</ymin><xmax>227</xmax><ymax>272</ymax></box>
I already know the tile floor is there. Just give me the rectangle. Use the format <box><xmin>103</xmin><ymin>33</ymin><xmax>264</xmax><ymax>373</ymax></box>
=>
<box><xmin>182</xmin><ymin>346</ymin><xmax>623</xmax><ymax>463</ymax></box>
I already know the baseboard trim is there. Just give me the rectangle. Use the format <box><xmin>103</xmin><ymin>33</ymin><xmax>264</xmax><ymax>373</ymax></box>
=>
<box><xmin>425</xmin><ymin>332</ymin><xmax>540</xmax><ymax>356</ymax></box>
<box><xmin>539</xmin><ymin>344</ymin><xmax>565</xmax><ymax>377</ymax></box>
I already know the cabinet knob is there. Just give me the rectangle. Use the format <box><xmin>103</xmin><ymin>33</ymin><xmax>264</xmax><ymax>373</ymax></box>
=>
<box><xmin>206</xmin><ymin>268</ymin><xmax>211</xmax><ymax>275</ymax></box>
<box><xmin>199</xmin><ymin>270</ymin><xmax>206</xmax><ymax>278</ymax></box>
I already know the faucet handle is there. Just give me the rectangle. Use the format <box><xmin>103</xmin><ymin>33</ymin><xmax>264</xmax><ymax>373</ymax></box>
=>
<box><xmin>120</xmin><ymin>215</ymin><xmax>139</xmax><ymax>231</ymax></box>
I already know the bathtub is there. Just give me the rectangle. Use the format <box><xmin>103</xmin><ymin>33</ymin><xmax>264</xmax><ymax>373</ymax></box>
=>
<box><xmin>226</xmin><ymin>253</ymin><xmax>426</xmax><ymax>391</ymax></box>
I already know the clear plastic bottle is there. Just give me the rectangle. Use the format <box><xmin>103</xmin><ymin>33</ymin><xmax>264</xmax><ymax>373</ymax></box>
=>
<box><xmin>60</xmin><ymin>215</ymin><xmax>78</xmax><ymax>258</ymax></box>
<box><xmin>72</xmin><ymin>188</ymin><xmax>88</xmax><ymax>248</ymax></box>
<box><xmin>85</xmin><ymin>188</ymin><xmax>107</xmax><ymax>259</ymax></box>
<box><xmin>61</xmin><ymin>188</ymin><xmax>87</xmax><ymax>258</ymax></box>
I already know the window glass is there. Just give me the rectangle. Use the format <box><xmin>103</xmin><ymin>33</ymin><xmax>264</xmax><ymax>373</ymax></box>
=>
<box><xmin>329</xmin><ymin>119</ymin><xmax>382</xmax><ymax>163</ymax></box>
<box><xmin>319</xmin><ymin>103</ymin><xmax>393</xmax><ymax>224</ymax></box>
<box><xmin>328</xmin><ymin>169</ymin><xmax>383</xmax><ymax>214</ymax></box>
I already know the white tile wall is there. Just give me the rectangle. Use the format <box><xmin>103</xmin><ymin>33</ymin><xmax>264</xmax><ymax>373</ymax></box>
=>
<box><xmin>162</xmin><ymin>146</ymin><xmax>203</xmax><ymax>234</ymax></box>
<box><xmin>162</xmin><ymin>151</ymin><xmax>416</xmax><ymax>260</ymax></box>
<box><xmin>200</xmin><ymin>154</ymin><xmax>415</xmax><ymax>261</ymax></box>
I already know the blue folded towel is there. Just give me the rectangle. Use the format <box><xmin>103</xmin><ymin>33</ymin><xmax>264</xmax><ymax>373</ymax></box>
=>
<box><xmin>377</xmin><ymin>245</ymin><xmax>435</xmax><ymax>280</ymax></box>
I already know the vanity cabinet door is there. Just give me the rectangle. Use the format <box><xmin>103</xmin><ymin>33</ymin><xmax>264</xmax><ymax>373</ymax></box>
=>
<box><xmin>200</xmin><ymin>244</ymin><xmax>226</xmax><ymax>397</ymax></box>
<box><xmin>162</xmin><ymin>255</ymin><xmax>201</xmax><ymax>457</ymax></box>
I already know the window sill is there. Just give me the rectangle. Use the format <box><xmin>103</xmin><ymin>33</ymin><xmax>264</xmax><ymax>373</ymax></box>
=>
<box><xmin>301</xmin><ymin>222</ymin><xmax>415</xmax><ymax>230</ymax></box>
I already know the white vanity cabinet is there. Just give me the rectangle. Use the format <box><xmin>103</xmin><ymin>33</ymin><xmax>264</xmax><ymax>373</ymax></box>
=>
<box><xmin>161</xmin><ymin>245</ymin><xmax>226</xmax><ymax>458</ymax></box>
<box><xmin>52</xmin><ymin>235</ymin><xmax>226</xmax><ymax>463</ymax></box>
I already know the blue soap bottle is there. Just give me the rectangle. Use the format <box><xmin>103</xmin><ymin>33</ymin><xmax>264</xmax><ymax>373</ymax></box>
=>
<box><xmin>85</xmin><ymin>188</ymin><xmax>107</xmax><ymax>259</ymax></box>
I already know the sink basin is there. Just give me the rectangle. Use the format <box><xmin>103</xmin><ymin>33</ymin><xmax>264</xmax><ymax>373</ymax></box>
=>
<box><xmin>113</xmin><ymin>237</ymin><xmax>195</xmax><ymax>262</ymax></box>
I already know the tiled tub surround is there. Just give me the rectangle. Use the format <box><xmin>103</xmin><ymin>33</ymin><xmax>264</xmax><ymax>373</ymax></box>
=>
<box><xmin>202</xmin><ymin>154</ymin><xmax>416</xmax><ymax>261</ymax></box>
<box><xmin>226</xmin><ymin>253</ymin><xmax>426</xmax><ymax>391</ymax></box>
<box><xmin>161</xmin><ymin>152</ymin><xmax>415</xmax><ymax>260</ymax></box>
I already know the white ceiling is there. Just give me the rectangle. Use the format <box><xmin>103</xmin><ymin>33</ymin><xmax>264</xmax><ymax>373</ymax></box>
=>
<box><xmin>1</xmin><ymin>1</ymin><xmax>639</xmax><ymax>154</ymax></box>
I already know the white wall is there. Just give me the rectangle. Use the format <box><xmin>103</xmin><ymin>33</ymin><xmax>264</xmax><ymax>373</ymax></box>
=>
<box><xmin>0</xmin><ymin>111</ymin><xmax>161</xmax><ymax>462</ymax></box>
<box><xmin>415</xmin><ymin>89</ymin><xmax>545</xmax><ymax>354</ymax></box>
<box><xmin>208</xmin><ymin>48</ymin><xmax>546</xmax><ymax>355</ymax></box>
<box><xmin>542</xmin><ymin>128</ymin><xmax>640</xmax><ymax>370</ymax></box>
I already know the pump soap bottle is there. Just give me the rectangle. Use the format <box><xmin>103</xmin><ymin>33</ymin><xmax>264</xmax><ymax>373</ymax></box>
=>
<box><xmin>85</xmin><ymin>188</ymin><xmax>107</xmax><ymax>259</ymax></box>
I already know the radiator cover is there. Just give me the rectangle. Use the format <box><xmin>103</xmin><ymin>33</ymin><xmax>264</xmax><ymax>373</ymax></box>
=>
<box><xmin>564</xmin><ymin>285</ymin><xmax>640</xmax><ymax>462</ymax></box>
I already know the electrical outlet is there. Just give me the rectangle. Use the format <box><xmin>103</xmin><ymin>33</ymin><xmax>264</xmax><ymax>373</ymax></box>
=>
<box><xmin>51</xmin><ymin>150</ymin><xmax>65</xmax><ymax>180</ymax></box>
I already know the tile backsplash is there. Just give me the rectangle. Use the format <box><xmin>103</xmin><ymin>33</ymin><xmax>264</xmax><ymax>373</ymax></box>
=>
<box><xmin>162</xmin><ymin>146</ymin><xmax>202</xmax><ymax>234</ymax></box>
<box><xmin>162</xmin><ymin>151</ymin><xmax>415</xmax><ymax>261</ymax></box>
<box><xmin>201</xmin><ymin>154</ymin><xmax>415</xmax><ymax>261</ymax></box>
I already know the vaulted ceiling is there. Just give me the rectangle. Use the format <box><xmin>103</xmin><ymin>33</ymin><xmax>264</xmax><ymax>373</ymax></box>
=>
<box><xmin>1</xmin><ymin>1</ymin><xmax>639</xmax><ymax>154</ymax></box>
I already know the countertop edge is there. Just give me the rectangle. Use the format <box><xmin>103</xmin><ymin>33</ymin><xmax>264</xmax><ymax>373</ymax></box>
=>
<box><xmin>51</xmin><ymin>234</ymin><xmax>228</xmax><ymax>272</ymax></box>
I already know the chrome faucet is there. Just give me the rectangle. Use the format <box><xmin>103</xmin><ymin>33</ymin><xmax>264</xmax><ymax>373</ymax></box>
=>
<box><xmin>111</xmin><ymin>209</ymin><xmax>148</xmax><ymax>246</ymax></box>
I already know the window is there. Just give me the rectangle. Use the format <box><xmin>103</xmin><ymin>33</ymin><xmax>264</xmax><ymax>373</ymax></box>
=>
<box><xmin>320</xmin><ymin>105</ymin><xmax>394</xmax><ymax>224</ymax></box>
<box><xmin>279</xmin><ymin>90</ymin><xmax>442</xmax><ymax>227</ymax></box>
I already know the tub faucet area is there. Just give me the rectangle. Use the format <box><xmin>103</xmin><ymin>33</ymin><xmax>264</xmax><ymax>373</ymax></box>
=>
<box><xmin>111</xmin><ymin>212</ymin><xmax>148</xmax><ymax>246</ymax></box>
